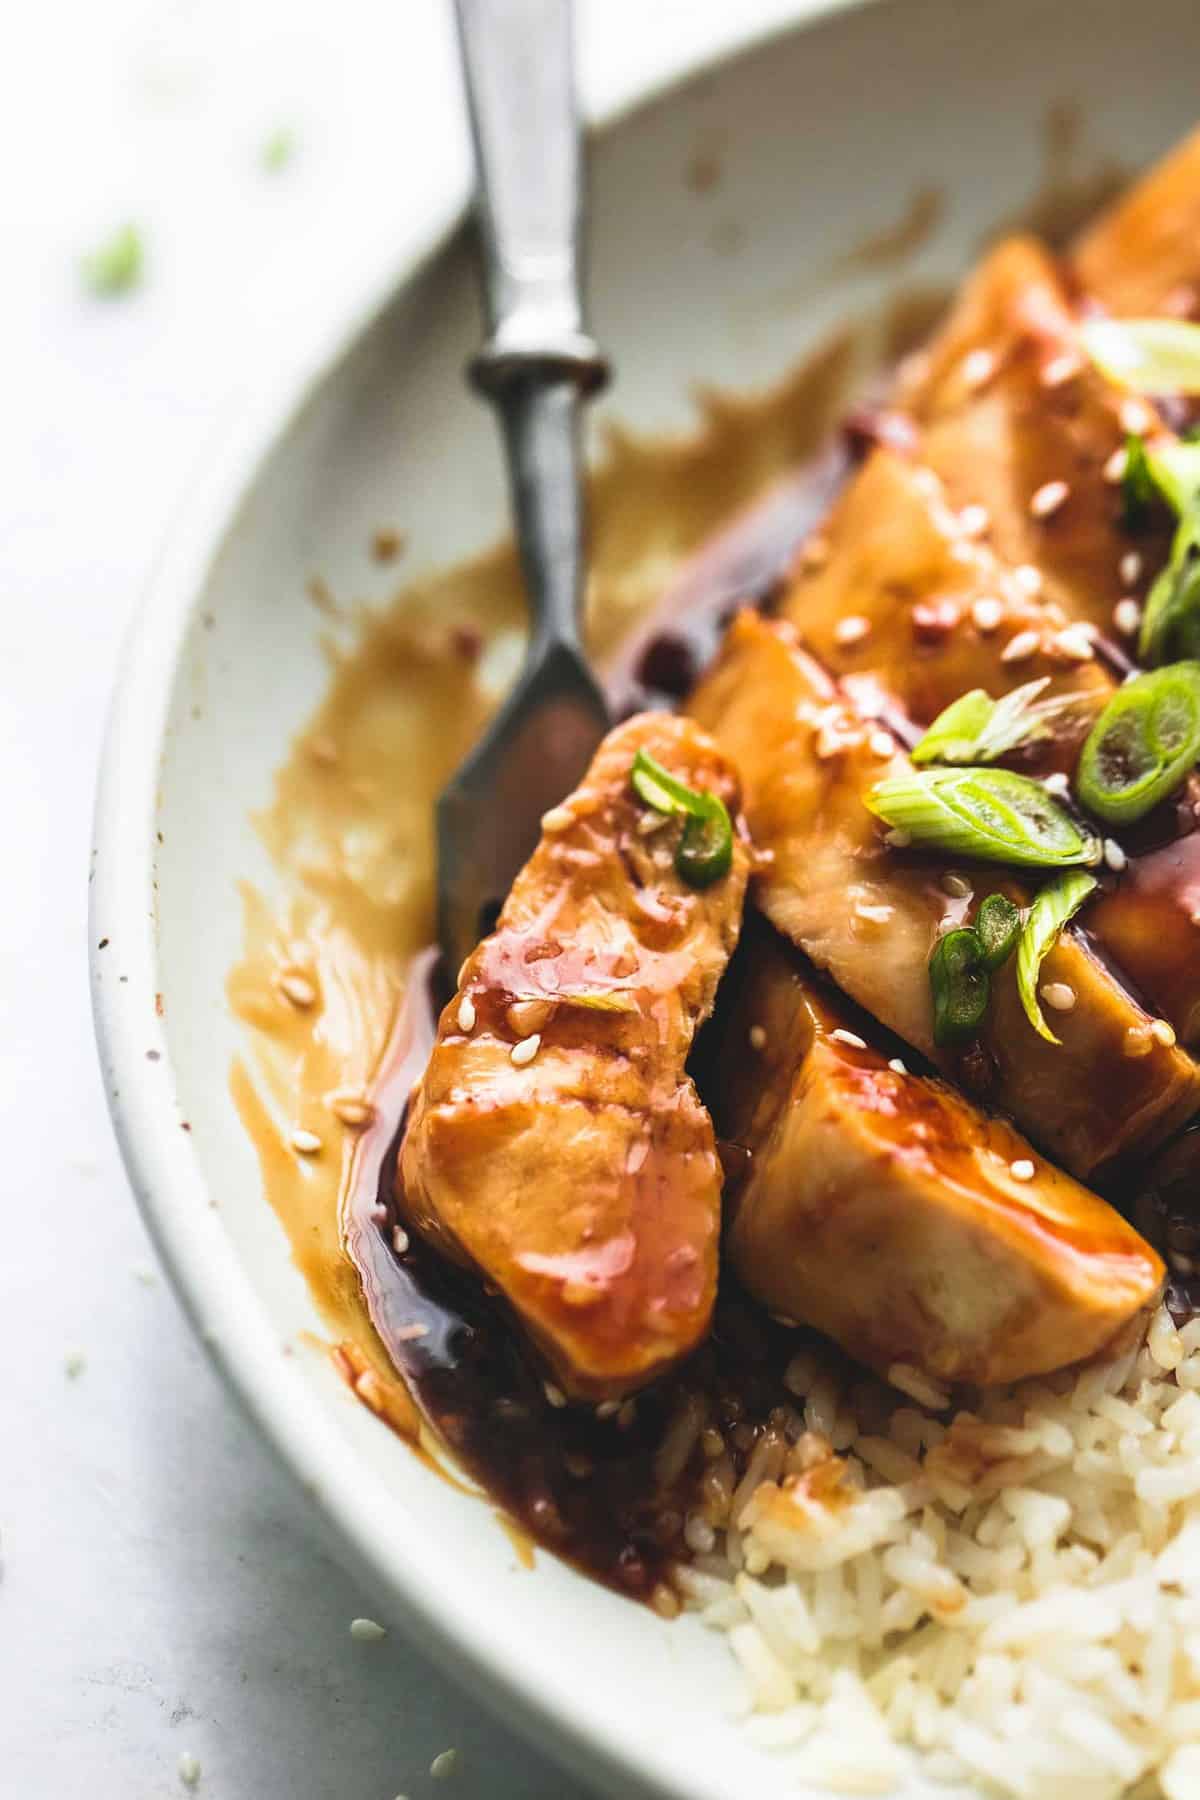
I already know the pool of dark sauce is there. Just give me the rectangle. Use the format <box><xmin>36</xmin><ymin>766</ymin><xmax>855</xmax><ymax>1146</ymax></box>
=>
<box><xmin>341</xmin><ymin>381</ymin><xmax>1200</xmax><ymax>1599</ymax></box>
<box><xmin>341</xmin><ymin>457</ymin><xmax>854</xmax><ymax>1601</ymax></box>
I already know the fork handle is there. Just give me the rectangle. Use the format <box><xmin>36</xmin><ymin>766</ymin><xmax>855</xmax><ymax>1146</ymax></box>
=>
<box><xmin>453</xmin><ymin>0</ymin><xmax>609</xmax><ymax>649</ymax></box>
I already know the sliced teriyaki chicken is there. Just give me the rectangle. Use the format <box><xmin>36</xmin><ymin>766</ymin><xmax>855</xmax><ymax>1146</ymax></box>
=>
<box><xmin>893</xmin><ymin>236</ymin><xmax>1171</xmax><ymax>641</ymax></box>
<box><xmin>781</xmin><ymin>447</ymin><xmax>1200</xmax><ymax>1042</ymax></box>
<box><xmin>399</xmin><ymin>713</ymin><xmax>750</xmax><ymax>1401</ymax></box>
<box><xmin>711</xmin><ymin>920</ymin><xmax>1164</xmax><ymax>1386</ymax></box>
<box><xmin>781</xmin><ymin>446</ymin><xmax>1109</xmax><ymax>767</ymax></box>
<box><xmin>688</xmin><ymin>610</ymin><xmax>1200</xmax><ymax>1176</ymax></box>
<box><xmin>1074</xmin><ymin>126</ymin><xmax>1200</xmax><ymax>318</ymax></box>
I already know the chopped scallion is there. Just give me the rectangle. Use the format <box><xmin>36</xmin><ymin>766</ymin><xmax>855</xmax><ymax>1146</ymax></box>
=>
<box><xmin>867</xmin><ymin>767</ymin><xmax>1100</xmax><ymax>868</ymax></box>
<box><xmin>1015</xmin><ymin>871</ymin><xmax>1098</xmax><ymax>1045</ymax></box>
<box><xmin>1076</xmin><ymin>662</ymin><xmax>1200</xmax><ymax>825</ymax></box>
<box><xmin>630</xmin><ymin>748</ymin><xmax>733</xmax><ymax>888</ymax></box>
<box><xmin>1080</xmin><ymin>317</ymin><xmax>1200</xmax><ymax>395</ymax></box>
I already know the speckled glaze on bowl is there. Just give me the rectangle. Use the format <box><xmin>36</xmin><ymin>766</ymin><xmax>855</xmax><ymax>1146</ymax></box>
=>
<box><xmin>91</xmin><ymin>2</ymin><xmax>1200</xmax><ymax>1793</ymax></box>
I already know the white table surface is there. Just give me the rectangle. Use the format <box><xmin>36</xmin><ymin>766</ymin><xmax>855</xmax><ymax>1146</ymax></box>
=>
<box><xmin>0</xmin><ymin>2</ymin><xmax>819</xmax><ymax>1795</ymax></box>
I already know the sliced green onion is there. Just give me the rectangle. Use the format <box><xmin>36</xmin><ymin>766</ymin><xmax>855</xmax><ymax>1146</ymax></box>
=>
<box><xmin>1145</xmin><ymin>440</ymin><xmax>1200</xmax><ymax>515</ymax></box>
<box><xmin>630</xmin><ymin>748</ymin><xmax>733</xmax><ymax>889</ymax></box>
<box><xmin>676</xmin><ymin>794</ymin><xmax>734</xmax><ymax>887</ymax></box>
<box><xmin>930</xmin><ymin>928</ymin><xmax>991</xmax><ymax>1047</ymax></box>
<box><xmin>1076</xmin><ymin>662</ymin><xmax>1200</xmax><ymax>825</ymax></box>
<box><xmin>1137</xmin><ymin>446</ymin><xmax>1200</xmax><ymax>665</ymax></box>
<box><xmin>1121</xmin><ymin>432</ymin><xmax>1159</xmax><ymax>531</ymax></box>
<box><xmin>910</xmin><ymin>679</ymin><xmax>1085</xmax><ymax>768</ymax></box>
<box><xmin>1015</xmin><ymin>871</ymin><xmax>1098</xmax><ymax>1045</ymax></box>
<box><xmin>527</xmin><ymin>989</ymin><xmax>637</xmax><ymax>1014</ymax></box>
<box><xmin>975</xmin><ymin>893</ymin><xmax>1022</xmax><ymax>971</ymax></box>
<box><xmin>1080</xmin><ymin>317</ymin><xmax>1200</xmax><ymax>395</ymax></box>
<box><xmin>80</xmin><ymin>223</ymin><xmax>144</xmax><ymax>297</ymax></box>
<box><xmin>867</xmin><ymin>767</ymin><xmax>1101</xmax><ymax>868</ymax></box>
<box><xmin>911</xmin><ymin>690</ymin><xmax>996</xmax><ymax>765</ymax></box>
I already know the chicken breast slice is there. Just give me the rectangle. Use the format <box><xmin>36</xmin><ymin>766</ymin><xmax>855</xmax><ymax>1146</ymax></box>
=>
<box><xmin>688</xmin><ymin>610</ymin><xmax>1200</xmax><ymax>1176</ymax></box>
<box><xmin>782</xmin><ymin>446</ymin><xmax>1110</xmax><ymax>768</ymax></box>
<box><xmin>1074</xmin><ymin>126</ymin><xmax>1200</xmax><ymax>318</ymax></box>
<box><xmin>399</xmin><ymin>712</ymin><xmax>750</xmax><ymax>1401</ymax></box>
<box><xmin>894</xmin><ymin>236</ymin><xmax>1171</xmax><ymax>641</ymax></box>
<box><xmin>711</xmin><ymin>919</ymin><xmax>1164</xmax><ymax>1386</ymax></box>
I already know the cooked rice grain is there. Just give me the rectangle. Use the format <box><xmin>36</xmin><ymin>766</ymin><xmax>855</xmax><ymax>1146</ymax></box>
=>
<box><xmin>686</xmin><ymin>1305</ymin><xmax>1200</xmax><ymax>1797</ymax></box>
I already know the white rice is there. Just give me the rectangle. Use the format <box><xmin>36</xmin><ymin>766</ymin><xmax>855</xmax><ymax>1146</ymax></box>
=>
<box><xmin>679</xmin><ymin>1305</ymin><xmax>1200</xmax><ymax>1797</ymax></box>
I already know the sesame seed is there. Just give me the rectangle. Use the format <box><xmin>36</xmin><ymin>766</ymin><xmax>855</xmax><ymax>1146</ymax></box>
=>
<box><xmin>330</xmin><ymin>1091</ymin><xmax>373</xmax><ymax>1128</ymax></box>
<box><xmin>854</xmin><ymin>901</ymin><xmax>894</xmax><ymax>925</ymax></box>
<box><xmin>1041</xmin><ymin>982</ymin><xmax>1077</xmax><ymax>1012</ymax></box>
<box><xmin>392</xmin><ymin>1226</ymin><xmax>409</xmax><ymax>1255</ymax></box>
<box><xmin>595</xmin><ymin>1399</ymin><xmax>620</xmax><ymax>1420</ymax></box>
<box><xmin>869</xmin><ymin>730</ymin><xmax>896</xmax><ymax>758</ymax></box>
<box><xmin>962</xmin><ymin>348</ymin><xmax>996</xmax><ymax>389</ymax></box>
<box><xmin>277</xmin><ymin>970</ymin><xmax>317</xmax><ymax>1009</ymax></box>
<box><xmin>290</xmin><ymin>1128</ymin><xmax>322</xmax><ymax>1155</ymax></box>
<box><xmin>543</xmin><ymin>1381</ymin><xmax>567</xmax><ymax>1409</ymax></box>
<box><xmin>1151</xmin><ymin>1018</ymin><xmax>1178</xmax><ymax>1048</ymax></box>
<box><xmin>1120</xmin><ymin>551</ymin><xmax>1143</xmax><ymax>586</ymax></box>
<box><xmin>510</xmin><ymin>1033</ymin><xmax>541</xmax><ymax>1067</ymax></box>
<box><xmin>1001</xmin><ymin>628</ymin><xmax>1040</xmax><ymax>664</ymax></box>
<box><xmin>350</xmin><ymin>1617</ymin><xmax>387</xmax><ymax>1641</ymax></box>
<box><xmin>395</xmin><ymin>1322</ymin><xmax>429</xmax><ymax>1341</ymax></box>
<box><xmin>370</xmin><ymin>1202</ymin><xmax>388</xmax><ymax>1224</ymax></box>
<box><xmin>1113</xmin><ymin>598</ymin><xmax>1142</xmax><ymax>638</ymax></box>
<box><xmin>1030</xmin><ymin>479</ymin><xmax>1069</xmax><ymax>519</ymax></box>
<box><xmin>1010</xmin><ymin>1159</ymin><xmax>1036</xmax><ymax>1183</ymax></box>
<box><xmin>831</xmin><ymin>1028</ymin><xmax>867</xmax><ymax>1050</ymax></box>
<box><xmin>1172</xmin><ymin>1251</ymin><xmax>1196</xmax><ymax>1276</ymax></box>
<box><xmin>971</xmin><ymin>597</ymin><xmax>1005</xmax><ymax>633</ymax></box>
<box><xmin>1043</xmin><ymin>772</ymin><xmax>1070</xmax><ymax>796</ymax></box>
<box><xmin>885</xmin><ymin>828</ymin><xmax>912</xmax><ymax>849</ymax></box>
<box><xmin>178</xmin><ymin>1751</ymin><xmax>202</xmax><ymax>1787</ymax></box>
<box><xmin>959</xmin><ymin>503</ymin><xmax>991</xmax><ymax>538</ymax></box>
<box><xmin>430</xmin><ymin>1749</ymin><xmax>459</xmax><ymax>1779</ymax></box>
<box><xmin>1102</xmin><ymin>445</ymin><xmax>1129</xmax><ymax>483</ymax></box>
<box><xmin>941</xmin><ymin>872</ymin><xmax>972</xmax><ymax>898</ymax></box>
<box><xmin>834</xmin><ymin>614</ymin><xmax>871</xmax><ymax>646</ymax></box>
<box><xmin>651</xmin><ymin>1582</ymin><xmax>682</xmax><ymax>1620</ymax></box>
<box><xmin>1052</xmin><ymin>624</ymin><xmax>1094</xmax><ymax>662</ymax></box>
<box><xmin>1041</xmin><ymin>351</ymin><xmax>1081</xmax><ymax>388</ymax></box>
<box><xmin>1104</xmin><ymin>838</ymin><xmax>1128</xmax><ymax>872</ymax></box>
<box><xmin>1120</xmin><ymin>398</ymin><xmax>1154</xmax><ymax>436</ymax></box>
<box><xmin>748</xmin><ymin>1025</ymin><xmax>767</xmax><ymax>1051</ymax></box>
<box><xmin>1014</xmin><ymin>564</ymin><xmax>1043</xmax><ymax>597</ymax></box>
<box><xmin>540</xmin><ymin>804</ymin><xmax>574</xmax><ymax>833</ymax></box>
<box><xmin>1124</xmin><ymin>1026</ymin><xmax>1153</xmax><ymax>1058</ymax></box>
<box><xmin>636</xmin><ymin>809</ymin><xmax>671</xmax><ymax>836</ymax></box>
<box><xmin>888</xmin><ymin>1058</ymin><xmax>908</xmax><ymax>1075</ymax></box>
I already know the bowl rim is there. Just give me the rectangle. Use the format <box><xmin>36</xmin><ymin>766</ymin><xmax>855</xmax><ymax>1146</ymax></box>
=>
<box><xmin>89</xmin><ymin>7</ymin><xmax>869</xmax><ymax>1797</ymax></box>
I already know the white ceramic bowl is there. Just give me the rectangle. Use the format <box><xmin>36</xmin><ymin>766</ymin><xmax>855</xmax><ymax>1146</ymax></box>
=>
<box><xmin>92</xmin><ymin>3</ymin><xmax>1200</xmax><ymax>1794</ymax></box>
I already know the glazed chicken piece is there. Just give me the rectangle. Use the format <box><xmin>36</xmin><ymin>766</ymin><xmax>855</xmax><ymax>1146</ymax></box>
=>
<box><xmin>782</xmin><ymin>446</ymin><xmax>1109</xmax><ymax>769</ymax></box>
<box><xmin>894</xmin><ymin>236</ymin><xmax>1171</xmax><ymax>642</ymax></box>
<box><xmin>1074</xmin><ymin>126</ymin><xmax>1200</xmax><ymax>318</ymax></box>
<box><xmin>688</xmin><ymin>610</ymin><xmax>1200</xmax><ymax>1176</ymax></box>
<box><xmin>782</xmin><ymin>446</ymin><xmax>1200</xmax><ymax>1043</ymax></box>
<box><xmin>711</xmin><ymin>920</ymin><xmax>1164</xmax><ymax>1386</ymax></box>
<box><xmin>399</xmin><ymin>713</ymin><xmax>750</xmax><ymax>1401</ymax></box>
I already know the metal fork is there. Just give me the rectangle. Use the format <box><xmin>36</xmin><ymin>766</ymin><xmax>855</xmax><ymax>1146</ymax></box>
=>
<box><xmin>437</xmin><ymin>0</ymin><xmax>610</xmax><ymax>981</ymax></box>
